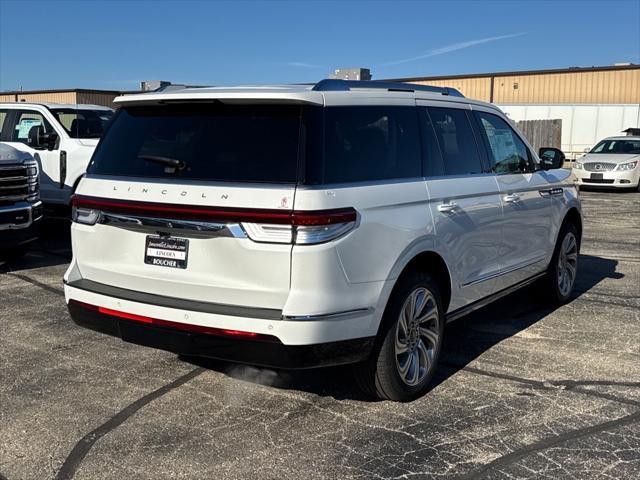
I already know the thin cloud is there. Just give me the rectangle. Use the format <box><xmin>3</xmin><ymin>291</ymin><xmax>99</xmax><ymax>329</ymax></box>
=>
<box><xmin>286</xmin><ymin>62</ymin><xmax>325</xmax><ymax>69</ymax></box>
<box><xmin>379</xmin><ymin>32</ymin><xmax>527</xmax><ymax>67</ymax></box>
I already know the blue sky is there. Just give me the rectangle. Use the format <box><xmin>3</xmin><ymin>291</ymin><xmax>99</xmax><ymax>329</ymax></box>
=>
<box><xmin>1</xmin><ymin>0</ymin><xmax>638</xmax><ymax>91</ymax></box>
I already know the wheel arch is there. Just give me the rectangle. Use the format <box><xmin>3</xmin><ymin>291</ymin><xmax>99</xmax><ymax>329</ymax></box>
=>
<box><xmin>399</xmin><ymin>251</ymin><xmax>452</xmax><ymax>313</ymax></box>
<box><xmin>377</xmin><ymin>250</ymin><xmax>452</xmax><ymax>340</ymax></box>
<box><xmin>562</xmin><ymin>207</ymin><xmax>583</xmax><ymax>247</ymax></box>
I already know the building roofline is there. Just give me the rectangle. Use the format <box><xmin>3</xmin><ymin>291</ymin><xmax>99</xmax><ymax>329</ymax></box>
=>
<box><xmin>384</xmin><ymin>64</ymin><xmax>640</xmax><ymax>82</ymax></box>
<box><xmin>0</xmin><ymin>88</ymin><xmax>129</xmax><ymax>95</ymax></box>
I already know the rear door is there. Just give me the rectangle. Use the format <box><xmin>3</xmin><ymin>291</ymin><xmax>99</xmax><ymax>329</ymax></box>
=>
<box><xmin>419</xmin><ymin>103</ymin><xmax>504</xmax><ymax>310</ymax></box>
<box><xmin>73</xmin><ymin>103</ymin><xmax>303</xmax><ymax>311</ymax></box>
<box><xmin>471</xmin><ymin>108</ymin><xmax>552</xmax><ymax>287</ymax></box>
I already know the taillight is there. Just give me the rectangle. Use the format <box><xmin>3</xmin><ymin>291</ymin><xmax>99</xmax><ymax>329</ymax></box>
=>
<box><xmin>70</xmin><ymin>195</ymin><xmax>358</xmax><ymax>244</ymax></box>
<box><xmin>72</xmin><ymin>206</ymin><xmax>100</xmax><ymax>225</ymax></box>
<box><xmin>242</xmin><ymin>208</ymin><xmax>358</xmax><ymax>245</ymax></box>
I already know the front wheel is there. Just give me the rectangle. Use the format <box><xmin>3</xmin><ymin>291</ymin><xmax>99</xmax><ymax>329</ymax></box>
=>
<box><xmin>540</xmin><ymin>223</ymin><xmax>580</xmax><ymax>304</ymax></box>
<box><xmin>354</xmin><ymin>272</ymin><xmax>444</xmax><ymax>401</ymax></box>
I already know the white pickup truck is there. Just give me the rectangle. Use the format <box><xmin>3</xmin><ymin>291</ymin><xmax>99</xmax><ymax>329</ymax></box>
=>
<box><xmin>0</xmin><ymin>102</ymin><xmax>114</xmax><ymax>205</ymax></box>
<box><xmin>0</xmin><ymin>143</ymin><xmax>42</xmax><ymax>260</ymax></box>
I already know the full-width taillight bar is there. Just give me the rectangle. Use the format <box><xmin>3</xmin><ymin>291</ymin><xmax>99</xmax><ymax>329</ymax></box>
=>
<box><xmin>71</xmin><ymin>194</ymin><xmax>357</xmax><ymax>225</ymax></box>
<box><xmin>71</xmin><ymin>194</ymin><xmax>358</xmax><ymax>244</ymax></box>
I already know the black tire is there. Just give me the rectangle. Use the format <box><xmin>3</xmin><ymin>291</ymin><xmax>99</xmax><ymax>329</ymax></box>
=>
<box><xmin>354</xmin><ymin>272</ymin><xmax>444</xmax><ymax>402</ymax></box>
<box><xmin>539</xmin><ymin>222</ymin><xmax>580</xmax><ymax>304</ymax></box>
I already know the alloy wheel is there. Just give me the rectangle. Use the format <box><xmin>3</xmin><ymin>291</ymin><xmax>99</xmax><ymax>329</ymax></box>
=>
<box><xmin>557</xmin><ymin>232</ymin><xmax>578</xmax><ymax>297</ymax></box>
<box><xmin>394</xmin><ymin>287</ymin><xmax>440</xmax><ymax>386</ymax></box>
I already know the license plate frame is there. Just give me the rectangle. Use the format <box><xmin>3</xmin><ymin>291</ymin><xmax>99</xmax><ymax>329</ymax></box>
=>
<box><xmin>590</xmin><ymin>173</ymin><xmax>604</xmax><ymax>180</ymax></box>
<box><xmin>144</xmin><ymin>235</ymin><xmax>189</xmax><ymax>269</ymax></box>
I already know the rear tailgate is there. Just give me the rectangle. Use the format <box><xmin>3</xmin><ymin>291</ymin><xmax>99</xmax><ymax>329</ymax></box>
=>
<box><xmin>72</xmin><ymin>177</ymin><xmax>295</xmax><ymax>310</ymax></box>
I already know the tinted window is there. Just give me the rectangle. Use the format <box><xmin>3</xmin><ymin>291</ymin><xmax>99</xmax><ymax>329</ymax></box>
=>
<box><xmin>419</xmin><ymin>108</ymin><xmax>445</xmax><ymax>177</ymax></box>
<box><xmin>310</xmin><ymin>106</ymin><xmax>421</xmax><ymax>184</ymax></box>
<box><xmin>428</xmin><ymin>107</ymin><xmax>482</xmax><ymax>175</ymax></box>
<box><xmin>591</xmin><ymin>139</ymin><xmax>640</xmax><ymax>154</ymax></box>
<box><xmin>474</xmin><ymin>112</ymin><xmax>533</xmax><ymax>173</ymax></box>
<box><xmin>11</xmin><ymin>111</ymin><xmax>54</xmax><ymax>145</ymax></box>
<box><xmin>51</xmin><ymin>108</ymin><xmax>114</xmax><ymax>139</ymax></box>
<box><xmin>0</xmin><ymin>110</ymin><xmax>7</xmax><ymax>138</ymax></box>
<box><xmin>89</xmin><ymin>104</ymin><xmax>302</xmax><ymax>183</ymax></box>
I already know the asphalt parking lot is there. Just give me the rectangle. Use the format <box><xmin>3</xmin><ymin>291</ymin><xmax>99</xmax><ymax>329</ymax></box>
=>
<box><xmin>1</xmin><ymin>190</ymin><xmax>639</xmax><ymax>480</ymax></box>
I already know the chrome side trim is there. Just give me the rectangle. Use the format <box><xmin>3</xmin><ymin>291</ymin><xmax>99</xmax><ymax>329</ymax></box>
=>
<box><xmin>539</xmin><ymin>187</ymin><xmax>564</xmax><ymax>197</ymax></box>
<box><xmin>284</xmin><ymin>308</ymin><xmax>374</xmax><ymax>321</ymax></box>
<box><xmin>461</xmin><ymin>255</ymin><xmax>546</xmax><ymax>287</ymax></box>
<box><xmin>447</xmin><ymin>271</ymin><xmax>547</xmax><ymax>323</ymax></box>
<box><xmin>98</xmin><ymin>212</ymin><xmax>247</xmax><ymax>239</ymax></box>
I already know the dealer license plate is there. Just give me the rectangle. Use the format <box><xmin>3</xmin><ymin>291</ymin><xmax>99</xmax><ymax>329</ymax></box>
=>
<box><xmin>144</xmin><ymin>236</ymin><xmax>189</xmax><ymax>269</ymax></box>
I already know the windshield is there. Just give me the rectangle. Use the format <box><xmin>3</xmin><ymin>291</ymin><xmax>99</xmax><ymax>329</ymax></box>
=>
<box><xmin>50</xmin><ymin>108</ymin><xmax>114</xmax><ymax>139</ymax></box>
<box><xmin>88</xmin><ymin>104</ymin><xmax>303</xmax><ymax>183</ymax></box>
<box><xmin>590</xmin><ymin>139</ymin><xmax>640</xmax><ymax>154</ymax></box>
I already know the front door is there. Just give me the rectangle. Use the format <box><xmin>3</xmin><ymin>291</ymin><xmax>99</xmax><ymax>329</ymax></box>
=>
<box><xmin>471</xmin><ymin>108</ymin><xmax>552</xmax><ymax>288</ymax></box>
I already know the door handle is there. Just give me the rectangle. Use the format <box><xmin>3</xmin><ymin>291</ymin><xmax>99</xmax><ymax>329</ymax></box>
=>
<box><xmin>438</xmin><ymin>202</ymin><xmax>458</xmax><ymax>213</ymax></box>
<box><xmin>503</xmin><ymin>193</ymin><xmax>521</xmax><ymax>203</ymax></box>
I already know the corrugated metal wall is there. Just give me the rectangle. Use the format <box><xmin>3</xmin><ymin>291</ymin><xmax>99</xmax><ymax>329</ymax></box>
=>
<box><xmin>2</xmin><ymin>92</ymin><xmax>79</xmax><ymax>104</ymax></box>
<box><xmin>494</xmin><ymin>69</ymin><xmax>639</xmax><ymax>103</ymax></box>
<box><xmin>75</xmin><ymin>92</ymin><xmax>119</xmax><ymax>108</ymax></box>
<box><xmin>0</xmin><ymin>92</ymin><xmax>118</xmax><ymax>107</ymax></box>
<box><xmin>407</xmin><ymin>68</ymin><xmax>640</xmax><ymax>104</ymax></box>
<box><xmin>410</xmin><ymin>77</ymin><xmax>492</xmax><ymax>102</ymax></box>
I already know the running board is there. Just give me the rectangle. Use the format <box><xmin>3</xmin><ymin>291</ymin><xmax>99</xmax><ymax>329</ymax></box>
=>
<box><xmin>446</xmin><ymin>272</ymin><xmax>546</xmax><ymax>323</ymax></box>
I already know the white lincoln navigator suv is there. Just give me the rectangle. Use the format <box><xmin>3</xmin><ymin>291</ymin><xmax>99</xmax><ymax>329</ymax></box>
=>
<box><xmin>64</xmin><ymin>80</ymin><xmax>582</xmax><ymax>401</ymax></box>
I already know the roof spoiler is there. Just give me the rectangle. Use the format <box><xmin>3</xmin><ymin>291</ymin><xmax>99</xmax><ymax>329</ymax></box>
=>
<box><xmin>312</xmin><ymin>79</ymin><xmax>464</xmax><ymax>97</ymax></box>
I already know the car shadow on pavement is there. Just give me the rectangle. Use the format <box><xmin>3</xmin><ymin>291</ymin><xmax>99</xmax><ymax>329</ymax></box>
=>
<box><xmin>0</xmin><ymin>216</ymin><xmax>72</xmax><ymax>273</ymax></box>
<box><xmin>184</xmin><ymin>254</ymin><xmax>622</xmax><ymax>402</ymax></box>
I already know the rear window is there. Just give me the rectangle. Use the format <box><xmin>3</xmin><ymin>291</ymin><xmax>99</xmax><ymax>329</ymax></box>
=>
<box><xmin>88</xmin><ymin>104</ymin><xmax>303</xmax><ymax>183</ymax></box>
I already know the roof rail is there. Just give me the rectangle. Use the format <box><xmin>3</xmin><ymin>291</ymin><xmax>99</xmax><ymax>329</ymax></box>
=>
<box><xmin>312</xmin><ymin>79</ymin><xmax>464</xmax><ymax>97</ymax></box>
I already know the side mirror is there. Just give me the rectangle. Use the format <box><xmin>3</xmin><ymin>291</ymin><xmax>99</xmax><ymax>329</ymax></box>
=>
<box><xmin>583</xmin><ymin>147</ymin><xmax>591</xmax><ymax>153</ymax></box>
<box><xmin>27</xmin><ymin>125</ymin><xmax>58</xmax><ymax>150</ymax></box>
<box><xmin>538</xmin><ymin>147</ymin><xmax>565</xmax><ymax>170</ymax></box>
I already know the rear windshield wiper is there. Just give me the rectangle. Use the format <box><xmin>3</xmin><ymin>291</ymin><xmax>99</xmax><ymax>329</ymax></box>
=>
<box><xmin>138</xmin><ymin>155</ymin><xmax>186</xmax><ymax>171</ymax></box>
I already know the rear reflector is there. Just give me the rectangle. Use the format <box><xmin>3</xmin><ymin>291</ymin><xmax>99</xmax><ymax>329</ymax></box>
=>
<box><xmin>69</xmin><ymin>300</ymin><xmax>280</xmax><ymax>343</ymax></box>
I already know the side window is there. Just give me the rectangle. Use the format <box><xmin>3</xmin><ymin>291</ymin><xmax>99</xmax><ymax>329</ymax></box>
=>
<box><xmin>320</xmin><ymin>106</ymin><xmax>421</xmax><ymax>184</ymax></box>
<box><xmin>474</xmin><ymin>112</ymin><xmax>533</xmax><ymax>174</ymax></box>
<box><xmin>11</xmin><ymin>110</ymin><xmax>54</xmax><ymax>145</ymax></box>
<box><xmin>427</xmin><ymin>107</ymin><xmax>483</xmax><ymax>175</ymax></box>
<box><xmin>418</xmin><ymin>107</ymin><xmax>445</xmax><ymax>177</ymax></box>
<box><xmin>0</xmin><ymin>109</ymin><xmax>8</xmax><ymax>139</ymax></box>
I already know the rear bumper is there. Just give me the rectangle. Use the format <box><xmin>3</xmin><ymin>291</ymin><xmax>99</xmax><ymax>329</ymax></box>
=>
<box><xmin>67</xmin><ymin>299</ymin><xmax>374</xmax><ymax>369</ymax></box>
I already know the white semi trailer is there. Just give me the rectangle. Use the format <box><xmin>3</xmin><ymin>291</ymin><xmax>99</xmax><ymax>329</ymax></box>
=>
<box><xmin>500</xmin><ymin>104</ymin><xmax>640</xmax><ymax>160</ymax></box>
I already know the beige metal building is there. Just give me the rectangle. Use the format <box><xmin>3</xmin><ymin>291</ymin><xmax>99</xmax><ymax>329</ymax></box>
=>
<box><xmin>2</xmin><ymin>65</ymin><xmax>638</xmax><ymax>107</ymax></box>
<box><xmin>0</xmin><ymin>88</ymin><xmax>121</xmax><ymax>108</ymax></box>
<box><xmin>391</xmin><ymin>64</ymin><xmax>640</xmax><ymax>104</ymax></box>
